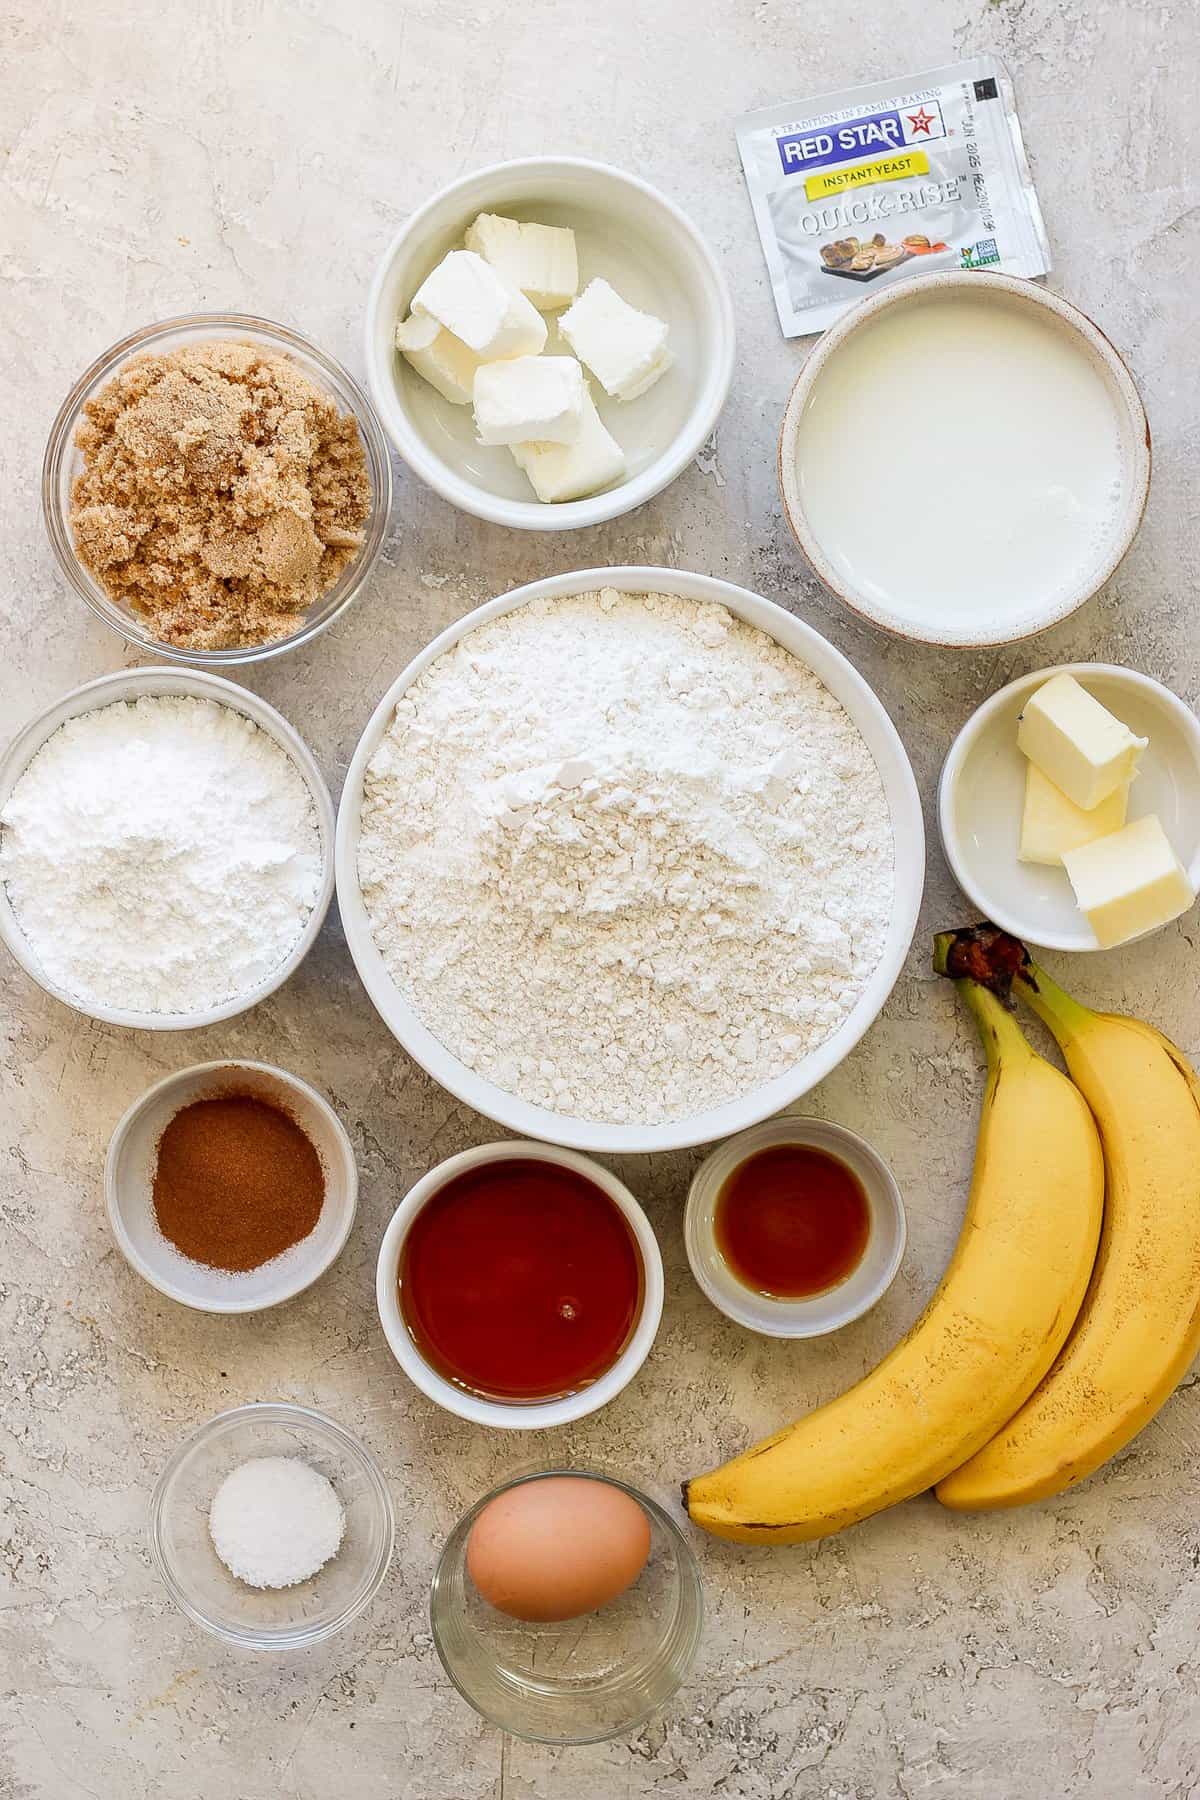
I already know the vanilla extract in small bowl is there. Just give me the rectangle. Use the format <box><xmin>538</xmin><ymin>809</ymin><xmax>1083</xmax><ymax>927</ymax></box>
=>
<box><xmin>684</xmin><ymin>1117</ymin><xmax>907</xmax><ymax>1338</ymax></box>
<box><xmin>713</xmin><ymin>1142</ymin><xmax>871</xmax><ymax>1300</ymax></box>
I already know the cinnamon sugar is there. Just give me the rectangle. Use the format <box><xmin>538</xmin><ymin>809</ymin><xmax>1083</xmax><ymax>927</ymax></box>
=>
<box><xmin>69</xmin><ymin>340</ymin><xmax>371</xmax><ymax>651</ymax></box>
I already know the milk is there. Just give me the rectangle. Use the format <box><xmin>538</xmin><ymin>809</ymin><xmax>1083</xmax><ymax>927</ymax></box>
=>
<box><xmin>793</xmin><ymin>295</ymin><xmax>1127</xmax><ymax>639</ymax></box>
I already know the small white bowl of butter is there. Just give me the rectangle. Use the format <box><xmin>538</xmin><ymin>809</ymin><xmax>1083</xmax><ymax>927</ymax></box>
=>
<box><xmin>779</xmin><ymin>272</ymin><xmax>1151</xmax><ymax>647</ymax></box>
<box><xmin>939</xmin><ymin>664</ymin><xmax>1200</xmax><ymax>952</ymax></box>
<box><xmin>365</xmin><ymin>157</ymin><xmax>734</xmax><ymax>530</ymax></box>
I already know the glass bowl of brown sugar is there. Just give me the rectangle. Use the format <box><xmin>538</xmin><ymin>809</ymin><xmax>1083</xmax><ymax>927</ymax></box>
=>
<box><xmin>105</xmin><ymin>1059</ymin><xmax>358</xmax><ymax>1312</ymax></box>
<box><xmin>42</xmin><ymin>313</ymin><xmax>393</xmax><ymax>665</ymax></box>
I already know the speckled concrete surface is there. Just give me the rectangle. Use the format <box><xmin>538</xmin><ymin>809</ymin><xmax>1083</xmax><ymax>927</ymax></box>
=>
<box><xmin>2</xmin><ymin>2</ymin><xmax>1199</xmax><ymax>1795</ymax></box>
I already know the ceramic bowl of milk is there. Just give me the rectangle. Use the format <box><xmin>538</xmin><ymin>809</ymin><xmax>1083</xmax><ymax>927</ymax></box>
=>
<box><xmin>778</xmin><ymin>273</ymin><xmax>1150</xmax><ymax>647</ymax></box>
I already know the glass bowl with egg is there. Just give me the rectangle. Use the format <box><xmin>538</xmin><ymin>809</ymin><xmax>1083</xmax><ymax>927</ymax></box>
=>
<box><xmin>430</xmin><ymin>1467</ymin><xmax>704</xmax><ymax>1743</ymax></box>
<box><xmin>42</xmin><ymin>312</ymin><xmax>392</xmax><ymax>665</ymax></box>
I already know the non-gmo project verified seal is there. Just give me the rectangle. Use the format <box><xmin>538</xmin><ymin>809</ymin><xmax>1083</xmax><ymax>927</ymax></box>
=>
<box><xmin>776</xmin><ymin>100</ymin><xmax>947</xmax><ymax>177</ymax></box>
<box><xmin>960</xmin><ymin>237</ymin><xmax>1001</xmax><ymax>269</ymax></box>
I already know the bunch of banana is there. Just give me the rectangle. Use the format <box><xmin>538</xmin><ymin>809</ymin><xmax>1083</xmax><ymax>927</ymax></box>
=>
<box><xmin>937</xmin><ymin>929</ymin><xmax>1200</xmax><ymax>1510</ymax></box>
<box><xmin>683</xmin><ymin>939</ymin><xmax>1104</xmax><ymax>1545</ymax></box>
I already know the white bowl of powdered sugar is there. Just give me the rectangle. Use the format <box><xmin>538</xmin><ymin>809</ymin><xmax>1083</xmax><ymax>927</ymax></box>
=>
<box><xmin>0</xmin><ymin>668</ymin><xmax>333</xmax><ymax>1030</ymax></box>
<box><xmin>337</xmin><ymin>568</ymin><xmax>924</xmax><ymax>1154</ymax></box>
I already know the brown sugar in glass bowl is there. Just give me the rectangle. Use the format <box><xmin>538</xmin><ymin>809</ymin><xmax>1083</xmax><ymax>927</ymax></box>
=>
<box><xmin>42</xmin><ymin>314</ymin><xmax>392</xmax><ymax>666</ymax></box>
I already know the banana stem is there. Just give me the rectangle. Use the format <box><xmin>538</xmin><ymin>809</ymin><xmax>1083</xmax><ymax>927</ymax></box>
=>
<box><xmin>931</xmin><ymin>924</ymin><xmax>1096</xmax><ymax>1056</ymax></box>
<box><xmin>933</xmin><ymin>928</ymin><xmax>1036</xmax><ymax>1069</ymax></box>
<box><xmin>955</xmin><ymin>969</ymin><xmax>1033</xmax><ymax>1071</ymax></box>
<box><xmin>1014</xmin><ymin>958</ymin><xmax>1093</xmax><ymax>1050</ymax></box>
<box><xmin>932</xmin><ymin>925</ymin><xmax>1028</xmax><ymax>990</ymax></box>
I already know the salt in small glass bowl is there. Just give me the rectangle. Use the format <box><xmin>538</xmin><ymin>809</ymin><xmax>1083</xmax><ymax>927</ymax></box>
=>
<box><xmin>42</xmin><ymin>312</ymin><xmax>393</xmax><ymax>665</ymax></box>
<box><xmin>149</xmin><ymin>1403</ymin><xmax>395</xmax><ymax>1649</ymax></box>
<box><xmin>429</xmin><ymin>1467</ymin><xmax>703</xmax><ymax>1744</ymax></box>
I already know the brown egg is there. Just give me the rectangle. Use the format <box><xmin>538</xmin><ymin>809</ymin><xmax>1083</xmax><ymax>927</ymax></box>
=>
<box><xmin>466</xmin><ymin>1476</ymin><xmax>652</xmax><ymax>1622</ymax></box>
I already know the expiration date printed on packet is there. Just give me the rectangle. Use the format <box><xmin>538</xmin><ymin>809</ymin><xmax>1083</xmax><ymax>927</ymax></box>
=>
<box><xmin>737</xmin><ymin>56</ymin><xmax>1050</xmax><ymax>337</ymax></box>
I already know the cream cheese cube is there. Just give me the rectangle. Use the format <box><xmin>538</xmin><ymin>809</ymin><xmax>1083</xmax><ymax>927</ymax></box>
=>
<box><xmin>473</xmin><ymin>356</ymin><xmax>585</xmax><ymax>446</ymax></box>
<box><xmin>558</xmin><ymin>278</ymin><xmax>672</xmax><ymax>401</ymax></box>
<box><xmin>1017</xmin><ymin>674</ymin><xmax>1147</xmax><ymax>811</ymax></box>
<box><xmin>464</xmin><ymin>213</ymin><xmax>579</xmax><ymax>310</ymax></box>
<box><xmin>511</xmin><ymin>388</ymin><xmax>625</xmax><ymax>502</ymax></box>
<box><xmin>1063</xmin><ymin>814</ymin><xmax>1195</xmax><ymax>948</ymax></box>
<box><xmin>411</xmin><ymin>250</ymin><xmax>547</xmax><ymax>359</ymax></box>
<box><xmin>394</xmin><ymin>313</ymin><xmax>482</xmax><ymax>405</ymax></box>
<box><xmin>1018</xmin><ymin>763</ymin><xmax>1129</xmax><ymax>867</ymax></box>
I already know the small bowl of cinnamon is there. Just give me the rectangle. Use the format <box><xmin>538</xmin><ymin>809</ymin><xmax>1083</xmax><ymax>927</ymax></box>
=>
<box><xmin>105</xmin><ymin>1060</ymin><xmax>357</xmax><ymax>1313</ymax></box>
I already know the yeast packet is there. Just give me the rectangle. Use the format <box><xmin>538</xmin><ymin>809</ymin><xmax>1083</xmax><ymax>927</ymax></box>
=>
<box><xmin>737</xmin><ymin>57</ymin><xmax>1050</xmax><ymax>336</ymax></box>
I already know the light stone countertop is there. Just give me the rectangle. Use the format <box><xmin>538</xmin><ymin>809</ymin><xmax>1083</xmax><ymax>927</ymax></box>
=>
<box><xmin>2</xmin><ymin>2</ymin><xmax>1198</xmax><ymax>1795</ymax></box>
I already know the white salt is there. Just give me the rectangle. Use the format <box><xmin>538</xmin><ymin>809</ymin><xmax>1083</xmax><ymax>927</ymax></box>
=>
<box><xmin>209</xmin><ymin>1455</ymin><xmax>345</xmax><ymax>1589</ymax></box>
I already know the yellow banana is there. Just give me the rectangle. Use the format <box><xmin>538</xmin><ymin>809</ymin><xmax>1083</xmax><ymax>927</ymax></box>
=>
<box><xmin>683</xmin><ymin>938</ymin><xmax>1103</xmax><ymax>1544</ymax></box>
<box><xmin>938</xmin><ymin>949</ymin><xmax>1200</xmax><ymax>1511</ymax></box>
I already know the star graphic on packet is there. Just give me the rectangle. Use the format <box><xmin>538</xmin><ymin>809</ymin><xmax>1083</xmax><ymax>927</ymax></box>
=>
<box><xmin>907</xmin><ymin>107</ymin><xmax>936</xmax><ymax>135</ymax></box>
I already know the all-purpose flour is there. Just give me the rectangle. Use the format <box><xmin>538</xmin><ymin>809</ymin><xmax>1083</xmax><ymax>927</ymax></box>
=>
<box><xmin>359</xmin><ymin>589</ymin><xmax>895</xmax><ymax>1124</ymax></box>
<box><xmin>0</xmin><ymin>696</ymin><xmax>322</xmax><ymax>1014</ymax></box>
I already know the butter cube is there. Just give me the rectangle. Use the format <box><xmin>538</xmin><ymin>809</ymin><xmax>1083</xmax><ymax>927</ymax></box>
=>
<box><xmin>511</xmin><ymin>388</ymin><xmax>625</xmax><ymax>502</ymax></box>
<box><xmin>1017</xmin><ymin>674</ymin><xmax>1147</xmax><ymax>811</ymax></box>
<box><xmin>464</xmin><ymin>213</ymin><xmax>579</xmax><ymax>311</ymax></box>
<box><xmin>559</xmin><ymin>278</ymin><xmax>672</xmax><ymax>401</ymax></box>
<box><xmin>473</xmin><ymin>356</ymin><xmax>585</xmax><ymax>446</ymax></box>
<box><xmin>395</xmin><ymin>313</ymin><xmax>482</xmax><ymax>405</ymax></box>
<box><xmin>1063</xmin><ymin>814</ymin><xmax>1195</xmax><ymax>948</ymax></box>
<box><xmin>411</xmin><ymin>250</ymin><xmax>547</xmax><ymax>359</ymax></box>
<box><xmin>1019</xmin><ymin>763</ymin><xmax>1128</xmax><ymax>867</ymax></box>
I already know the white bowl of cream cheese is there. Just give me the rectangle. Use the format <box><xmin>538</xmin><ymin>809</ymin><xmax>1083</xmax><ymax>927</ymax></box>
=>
<box><xmin>779</xmin><ymin>272</ymin><xmax>1151</xmax><ymax>647</ymax></box>
<box><xmin>364</xmin><ymin>158</ymin><xmax>735</xmax><ymax>530</ymax></box>
<box><xmin>335</xmin><ymin>566</ymin><xmax>924</xmax><ymax>1154</ymax></box>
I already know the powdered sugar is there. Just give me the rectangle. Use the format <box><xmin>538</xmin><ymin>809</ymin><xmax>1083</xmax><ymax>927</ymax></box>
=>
<box><xmin>1</xmin><ymin>696</ymin><xmax>322</xmax><ymax>1015</ymax></box>
<box><xmin>359</xmin><ymin>588</ymin><xmax>894</xmax><ymax>1125</ymax></box>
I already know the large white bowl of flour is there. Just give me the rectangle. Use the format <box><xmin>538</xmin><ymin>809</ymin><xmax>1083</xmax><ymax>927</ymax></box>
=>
<box><xmin>336</xmin><ymin>568</ymin><xmax>924</xmax><ymax>1153</ymax></box>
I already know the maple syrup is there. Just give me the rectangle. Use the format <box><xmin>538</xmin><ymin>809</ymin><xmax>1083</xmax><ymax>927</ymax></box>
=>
<box><xmin>399</xmin><ymin>1158</ymin><xmax>644</xmax><ymax>1402</ymax></box>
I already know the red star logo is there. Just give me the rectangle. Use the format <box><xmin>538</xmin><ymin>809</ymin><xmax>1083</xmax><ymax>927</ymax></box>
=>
<box><xmin>907</xmin><ymin>106</ymin><xmax>936</xmax><ymax>136</ymax></box>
